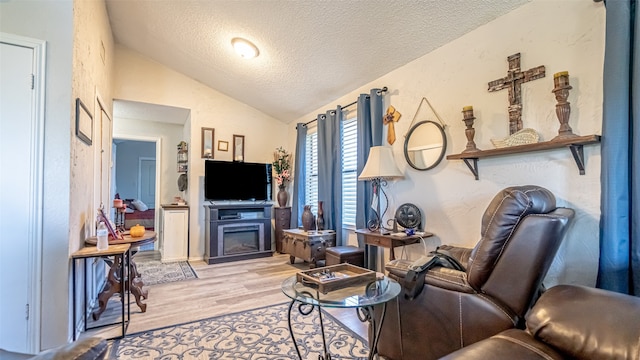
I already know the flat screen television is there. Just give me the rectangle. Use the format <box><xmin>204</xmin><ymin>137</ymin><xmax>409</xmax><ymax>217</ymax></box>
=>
<box><xmin>204</xmin><ymin>160</ymin><xmax>272</xmax><ymax>201</ymax></box>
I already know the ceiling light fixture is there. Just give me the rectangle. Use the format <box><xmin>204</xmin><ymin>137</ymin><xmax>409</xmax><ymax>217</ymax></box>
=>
<box><xmin>231</xmin><ymin>37</ymin><xmax>259</xmax><ymax>59</ymax></box>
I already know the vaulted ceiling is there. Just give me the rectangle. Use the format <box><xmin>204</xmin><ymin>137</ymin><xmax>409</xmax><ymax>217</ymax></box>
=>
<box><xmin>107</xmin><ymin>0</ymin><xmax>530</xmax><ymax>124</ymax></box>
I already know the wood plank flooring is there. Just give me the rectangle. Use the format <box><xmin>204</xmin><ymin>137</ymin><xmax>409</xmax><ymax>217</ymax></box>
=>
<box><xmin>85</xmin><ymin>251</ymin><xmax>368</xmax><ymax>342</ymax></box>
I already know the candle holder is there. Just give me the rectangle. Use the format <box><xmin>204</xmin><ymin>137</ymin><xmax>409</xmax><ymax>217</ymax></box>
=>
<box><xmin>551</xmin><ymin>71</ymin><xmax>577</xmax><ymax>140</ymax></box>
<box><xmin>462</xmin><ymin>106</ymin><xmax>480</xmax><ymax>153</ymax></box>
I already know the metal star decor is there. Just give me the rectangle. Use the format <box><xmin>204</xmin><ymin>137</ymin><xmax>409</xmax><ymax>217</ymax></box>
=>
<box><xmin>383</xmin><ymin>105</ymin><xmax>401</xmax><ymax>145</ymax></box>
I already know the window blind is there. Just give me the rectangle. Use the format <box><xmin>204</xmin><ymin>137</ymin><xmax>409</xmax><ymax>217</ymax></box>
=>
<box><xmin>341</xmin><ymin>117</ymin><xmax>357</xmax><ymax>226</ymax></box>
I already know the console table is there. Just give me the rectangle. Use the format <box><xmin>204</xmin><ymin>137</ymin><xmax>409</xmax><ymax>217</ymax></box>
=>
<box><xmin>86</xmin><ymin>230</ymin><xmax>156</xmax><ymax>317</ymax></box>
<box><xmin>355</xmin><ymin>229</ymin><xmax>434</xmax><ymax>264</ymax></box>
<box><xmin>282</xmin><ymin>229</ymin><xmax>335</xmax><ymax>268</ymax></box>
<box><xmin>71</xmin><ymin>244</ymin><xmax>130</xmax><ymax>340</ymax></box>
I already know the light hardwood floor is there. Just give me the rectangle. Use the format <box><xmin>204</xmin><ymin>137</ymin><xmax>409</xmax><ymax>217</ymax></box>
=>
<box><xmin>85</xmin><ymin>251</ymin><xmax>368</xmax><ymax>342</ymax></box>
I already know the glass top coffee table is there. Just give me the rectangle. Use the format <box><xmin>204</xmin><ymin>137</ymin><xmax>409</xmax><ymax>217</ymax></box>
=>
<box><xmin>281</xmin><ymin>272</ymin><xmax>401</xmax><ymax>360</ymax></box>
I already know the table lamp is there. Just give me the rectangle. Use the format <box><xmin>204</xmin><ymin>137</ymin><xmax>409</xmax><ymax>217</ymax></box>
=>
<box><xmin>358</xmin><ymin>146</ymin><xmax>403</xmax><ymax>233</ymax></box>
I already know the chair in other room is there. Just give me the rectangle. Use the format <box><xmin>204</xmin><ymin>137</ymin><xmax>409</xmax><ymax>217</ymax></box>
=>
<box><xmin>373</xmin><ymin>185</ymin><xmax>575</xmax><ymax>360</ymax></box>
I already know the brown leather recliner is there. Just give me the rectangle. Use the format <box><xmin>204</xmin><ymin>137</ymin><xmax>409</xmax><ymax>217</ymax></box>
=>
<box><xmin>374</xmin><ymin>185</ymin><xmax>575</xmax><ymax>360</ymax></box>
<box><xmin>440</xmin><ymin>285</ymin><xmax>640</xmax><ymax>360</ymax></box>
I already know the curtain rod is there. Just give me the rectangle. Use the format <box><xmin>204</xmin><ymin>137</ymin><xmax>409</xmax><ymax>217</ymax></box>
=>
<box><xmin>300</xmin><ymin>86</ymin><xmax>388</xmax><ymax>127</ymax></box>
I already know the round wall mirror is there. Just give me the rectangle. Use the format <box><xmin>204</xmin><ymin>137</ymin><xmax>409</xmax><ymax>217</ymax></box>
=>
<box><xmin>404</xmin><ymin>120</ymin><xmax>447</xmax><ymax>171</ymax></box>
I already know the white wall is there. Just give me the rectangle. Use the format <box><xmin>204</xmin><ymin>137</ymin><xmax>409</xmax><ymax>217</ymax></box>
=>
<box><xmin>113</xmin><ymin>45</ymin><xmax>288</xmax><ymax>260</ymax></box>
<box><xmin>293</xmin><ymin>0</ymin><xmax>605</xmax><ymax>287</ymax></box>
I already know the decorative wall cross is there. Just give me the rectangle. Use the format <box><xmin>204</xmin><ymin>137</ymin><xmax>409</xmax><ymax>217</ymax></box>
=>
<box><xmin>488</xmin><ymin>53</ymin><xmax>545</xmax><ymax>135</ymax></box>
<box><xmin>383</xmin><ymin>105</ymin><xmax>401</xmax><ymax>145</ymax></box>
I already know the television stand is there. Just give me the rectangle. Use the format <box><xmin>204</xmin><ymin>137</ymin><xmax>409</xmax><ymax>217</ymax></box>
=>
<box><xmin>204</xmin><ymin>203</ymin><xmax>273</xmax><ymax>264</ymax></box>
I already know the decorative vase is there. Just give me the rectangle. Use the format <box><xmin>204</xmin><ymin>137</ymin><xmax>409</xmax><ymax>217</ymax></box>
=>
<box><xmin>316</xmin><ymin>201</ymin><xmax>325</xmax><ymax>231</ymax></box>
<box><xmin>277</xmin><ymin>185</ymin><xmax>288</xmax><ymax>207</ymax></box>
<box><xmin>302</xmin><ymin>205</ymin><xmax>314</xmax><ymax>232</ymax></box>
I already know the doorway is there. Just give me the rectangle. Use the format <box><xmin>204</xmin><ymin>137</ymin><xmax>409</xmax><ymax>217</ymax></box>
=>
<box><xmin>112</xmin><ymin>138</ymin><xmax>160</xmax><ymax>252</ymax></box>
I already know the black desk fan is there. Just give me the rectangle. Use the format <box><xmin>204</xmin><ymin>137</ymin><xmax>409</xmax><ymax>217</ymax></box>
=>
<box><xmin>395</xmin><ymin>203</ymin><xmax>422</xmax><ymax>231</ymax></box>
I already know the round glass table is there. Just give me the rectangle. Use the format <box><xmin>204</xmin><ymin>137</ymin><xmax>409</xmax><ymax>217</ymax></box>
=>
<box><xmin>281</xmin><ymin>273</ymin><xmax>401</xmax><ymax>360</ymax></box>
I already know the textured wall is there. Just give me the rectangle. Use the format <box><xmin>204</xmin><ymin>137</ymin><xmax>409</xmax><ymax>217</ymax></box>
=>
<box><xmin>298</xmin><ymin>0</ymin><xmax>605</xmax><ymax>287</ymax></box>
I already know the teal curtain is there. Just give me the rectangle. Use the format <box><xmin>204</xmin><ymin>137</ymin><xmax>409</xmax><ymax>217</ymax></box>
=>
<box><xmin>597</xmin><ymin>0</ymin><xmax>640</xmax><ymax>295</ymax></box>
<box><xmin>291</xmin><ymin>123</ymin><xmax>307</xmax><ymax>228</ymax></box>
<box><xmin>317</xmin><ymin>107</ymin><xmax>343</xmax><ymax>245</ymax></box>
<box><xmin>356</xmin><ymin>89</ymin><xmax>384</xmax><ymax>269</ymax></box>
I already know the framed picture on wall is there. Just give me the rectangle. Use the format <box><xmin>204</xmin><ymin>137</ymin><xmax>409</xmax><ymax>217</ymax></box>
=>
<box><xmin>218</xmin><ymin>140</ymin><xmax>229</xmax><ymax>152</ymax></box>
<box><xmin>75</xmin><ymin>98</ymin><xmax>93</xmax><ymax>145</ymax></box>
<box><xmin>201</xmin><ymin>127</ymin><xmax>214</xmax><ymax>158</ymax></box>
<box><xmin>233</xmin><ymin>135</ymin><xmax>244</xmax><ymax>162</ymax></box>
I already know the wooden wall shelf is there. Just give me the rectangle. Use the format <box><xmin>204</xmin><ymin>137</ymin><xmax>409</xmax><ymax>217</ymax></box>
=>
<box><xmin>446</xmin><ymin>134</ymin><xmax>601</xmax><ymax>180</ymax></box>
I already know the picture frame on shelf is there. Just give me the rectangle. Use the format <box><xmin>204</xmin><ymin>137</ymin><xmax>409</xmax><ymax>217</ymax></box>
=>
<box><xmin>201</xmin><ymin>127</ymin><xmax>214</xmax><ymax>158</ymax></box>
<box><xmin>75</xmin><ymin>98</ymin><xmax>93</xmax><ymax>145</ymax></box>
<box><xmin>233</xmin><ymin>134</ymin><xmax>245</xmax><ymax>162</ymax></box>
<box><xmin>98</xmin><ymin>208</ymin><xmax>122</xmax><ymax>240</ymax></box>
<box><xmin>218</xmin><ymin>140</ymin><xmax>229</xmax><ymax>152</ymax></box>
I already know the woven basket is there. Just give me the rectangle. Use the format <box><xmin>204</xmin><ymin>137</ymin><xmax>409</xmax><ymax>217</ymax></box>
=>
<box><xmin>491</xmin><ymin>128</ymin><xmax>539</xmax><ymax>148</ymax></box>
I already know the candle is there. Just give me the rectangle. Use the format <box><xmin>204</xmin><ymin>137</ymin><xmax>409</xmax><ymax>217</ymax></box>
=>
<box><xmin>462</xmin><ymin>106</ymin><xmax>475</xmax><ymax>121</ymax></box>
<box><xmin>553</xmin><ymin>71</ymin><xmax>570</xmax><ymax>88</ymax></box>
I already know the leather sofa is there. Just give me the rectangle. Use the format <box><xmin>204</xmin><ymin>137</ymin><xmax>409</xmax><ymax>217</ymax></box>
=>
<box><xmin>0</xmin><ymin>337</ymin><xmax>107</xmax><ymax>360</ymax></box>
<box><xmin>440</xmin><ymin>284</ymin><xmax>640</xmax><ymax>360</ymax></box>
<box><xmin>374</xmin><ymin>185</ymin><xmax>575</xmax><ymax>359</ymax></box>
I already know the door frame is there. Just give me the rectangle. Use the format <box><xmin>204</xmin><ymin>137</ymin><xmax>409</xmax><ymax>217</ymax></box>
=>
<box><xmin>0</xmin><ymin>32</ymin><xmax>46</xmax><ymax>353</ymax></box>
<box><xmin>112</xmin><ymin>134</ymin><xmax>161</xmax><ymax>233</ymax></box>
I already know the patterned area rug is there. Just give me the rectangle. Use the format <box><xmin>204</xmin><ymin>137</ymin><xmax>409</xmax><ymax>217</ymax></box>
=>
<box><xmin>136</xmin><ymin>259</ymin><xmax>197</xmax><ymax>286</ymax></box>
<box><xmin>113</xmin><ymin>302</ymin><xmax>369</xmax><ymax>359</ymax></box>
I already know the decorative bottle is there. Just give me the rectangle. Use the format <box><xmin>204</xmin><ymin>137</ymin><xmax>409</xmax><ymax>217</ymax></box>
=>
<box><xmin>97</xmin><ymin>221</ymin><xmax>109</xmax><ymax>251</ymax></box>
<box><xmin>316</xmin><ymin>201</ymin><xmax>325</xmax><ymax>231</ymax></box>
<box><xmin>301</xmin><ymin>205</ymin><xmax>314</xmax><ymax>232</ymax></box>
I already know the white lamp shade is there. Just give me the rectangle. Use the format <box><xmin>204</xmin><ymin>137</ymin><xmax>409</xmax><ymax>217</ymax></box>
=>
<box><xmin>358</xmin><ymin>146</ymin><xmax>403</xmax><ymax>180</ymax></box>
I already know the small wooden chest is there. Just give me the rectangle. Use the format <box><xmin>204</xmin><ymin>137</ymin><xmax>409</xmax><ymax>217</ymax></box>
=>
<box><xmin>283</xmin><ymin>229</ymin><xmax>336</xmax><ymax>268</ymax></box>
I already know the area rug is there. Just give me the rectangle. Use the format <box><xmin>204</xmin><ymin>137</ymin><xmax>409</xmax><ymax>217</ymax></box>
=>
<box><xmin>136</xmin><ymin>259</ymin><xmax>197</xmax><ymax>286</ymax></box>
<box><xmin>112</xmin><ymin>302</ymin><xmax>369</xmax><ymax>359</ymax></box>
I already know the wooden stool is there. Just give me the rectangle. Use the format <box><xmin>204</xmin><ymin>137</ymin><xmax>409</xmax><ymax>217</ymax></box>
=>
<box><xmin>325</xmin><ymin>246</ymin><xmax>365</xmax><ymax>267</ymax></box>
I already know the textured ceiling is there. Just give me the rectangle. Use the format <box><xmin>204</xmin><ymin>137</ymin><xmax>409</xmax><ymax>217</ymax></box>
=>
<box><xmin>107</xmin><ymin>0</ymin><xmax>530</xmax><ymax>124</ymax></box>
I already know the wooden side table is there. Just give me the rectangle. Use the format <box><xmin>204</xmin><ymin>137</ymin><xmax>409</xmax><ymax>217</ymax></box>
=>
<box><xmin>355</xmin><ymin>229</ymin><xmax>434</xmax><ymax>264</ymax></box>
<box><xmin>282</xmin><ymin>229</ymin><xmax>336</xmax><ymax>268</ymax></box>
<box><xmin>71</xmin><ymin>244</ymin><xmax>130</xmax><ymax>340</ymax></box>
<box><xmin>86</xmin><ymin>230</ymin><xmax>156</xmax><ymax>316</ymax></box>
<box><xmin>274</xmin><ymin>207</ymin><xmax>291</xmax><ymax>253</ymax></box>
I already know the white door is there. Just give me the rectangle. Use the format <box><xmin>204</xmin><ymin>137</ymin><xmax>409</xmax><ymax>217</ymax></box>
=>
<box><xmin>139</xmin><ymin>158</ymin><xmax>156</xmax><ymax>208</ymax></box>
<box><xmin>94</xmin><ymin>100</ymin><xmax>112</xmax><ymax>219</ymax></box>
<box><xmin>0</xmin><ymin>36</ymin><xmax>44</xmax><ymax>353</ymax></box>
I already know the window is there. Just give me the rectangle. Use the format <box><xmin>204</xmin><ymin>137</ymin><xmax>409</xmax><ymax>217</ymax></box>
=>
<box><xmin>303</xmin><ymin>116</ymin><xmax>358</xmax><ymax>228</ymax></box>
<box><xmin>341</xmin><ymin>117</ymin><xmax>357</xmax><ymax>226</ymax></box>
<box><xmin>305</xmin><ymin>129</ymin><xmax>318</xmax><ymax>215</ymax></box>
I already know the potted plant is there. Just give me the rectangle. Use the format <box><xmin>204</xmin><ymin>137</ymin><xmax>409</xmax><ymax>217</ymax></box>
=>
<box><xmin>273</xmin><ymin>147</ymin><xmax>291</xmax><ymax>207</ymax></box>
